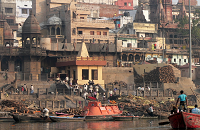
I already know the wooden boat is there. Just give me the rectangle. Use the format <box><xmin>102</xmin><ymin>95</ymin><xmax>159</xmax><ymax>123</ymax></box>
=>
<box><xmin>81</xmin><ymin>101</ymin><xmax>122</xmax><ymax>121</ymax></box>
<box><xmin>49</xmin><ymin>116</ymin><xmax>85</xmax><ymax>122</ymax></box>
<box><xmin>112</xmin><ymin>115</ymin><xmax>135</xmax><ymax>121</ymax></box>
<box><xmin>168</xmin><ymin>112</ymin><xmax>200</xmax><ymax>129</ymax></box>
<box><xmin>12</xmin><ymin>114</ymin><xmax>51</xmax><ymax>122</ymax></box>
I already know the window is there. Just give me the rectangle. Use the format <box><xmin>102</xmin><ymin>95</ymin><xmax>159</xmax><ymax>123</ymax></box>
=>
<box><xmin>72</xmin><ymin>28</ymin><xmax>76</xmax><ymax>35</ymax></box>
<box><xmin>92</xmin><ymin>70</ymin><xmax>98</xmax><ymax>80</ymax></box>
<box><xmin>82</xmin><ymin>69</ymin><xmax>89</xmax><ymax>80</ymax></box>
<box><xmin>90</xmin><ymin>31</ymin><xmax>94</xmax><ymax>35</ymax></box>
<box><xmin>80</xmin><ymin>17</ymin><xmax>84</xmax><ymax>19</ymax></box>
<box><xmin>5</xmin><ymin>8</ymin><xmax>13</xmax><ymax>13</ymax></box>
<box><xmin>78</xmin><ymin>31</ymin><xmax>82</xmax><ymax>34</ymax></box>
<box><xmin>128</xmin><ymin>3</ymin><xmax>131</xmax><ymax>6</ymax></box>
<box><xmin>22</xmin><ymin>9</ymin><xmax>27</xmax><ymax>14</ymax></box>
<box><xmin>184</xmin><ymin>59</ymin><xmax>186</xmax><ymax>62</ymax></box>
<box><xmin>6</xmin><ymin>19</ymin><xmax>14</xmax><ymax>25</ymax></box>
<box><xmin>97</xmin><ymin>31</ymin><xmax>101</xmax><ymax>35</ymax></box>
<box><xmin>174</xmin><ymin>59</ymin><xmax>176</xmax><ymax>62</ymax></box>
<box><xmin>124</xmin><ymin>2</ymin><xmax>127</xmax><ymax>6</ymax></box>
<box><xmin>103</xmin><ymin>32</ymin><xmax>107</xmax><ymax>35</ymax></box>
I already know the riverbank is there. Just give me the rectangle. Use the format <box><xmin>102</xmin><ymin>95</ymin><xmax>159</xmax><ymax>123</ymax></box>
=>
<box><xmin>0</xmin><ymin>94</ymin><xmax>174</xmax><ymax>118</ymax></box>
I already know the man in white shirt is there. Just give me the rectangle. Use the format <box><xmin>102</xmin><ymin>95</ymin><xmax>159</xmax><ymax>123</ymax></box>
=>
<box><xmin>42</xmin><ymin>108</ymin><xmax>49</xmax><ymax>119</ymax></box>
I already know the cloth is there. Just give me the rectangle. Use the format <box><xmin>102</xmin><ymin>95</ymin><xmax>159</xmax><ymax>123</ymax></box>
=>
<box><xmin>95</xmin><ymin>86</ymin><xmax>99</xmax><ymax>92</ymax></box>
<box><xmin>84</xmin><ymin>85</ymin><xmax>88</xmax><ymax>91</ymax></box>
<box><xmin>178</xmin><ymin>94</ymin><xmax>187</xmax><ymax>101</ymax></box>
<box><xmin>192</xmin><ymin>108</ymin><xmax>200</xmax><ymax>114</ymax></box>
<box><xmin>179</xmin><ymin>101</ymin><xmax>187</xmax><ymax>111</ymax></box>
<box><xmin>149</xmin><ymin>106</ymin><xmax>153</xmax><ymax>112</ymax></box>
<box><xmin>43</xmin><ymin>108</ymin><xmax>49</xmax><ymax>117</ymax></box>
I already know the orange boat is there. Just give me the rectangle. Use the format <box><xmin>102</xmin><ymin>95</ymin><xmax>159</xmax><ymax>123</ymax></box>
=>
<box><xmin>81</xmin><ymin>101</ymin><xmax>122</xmax><ymax>121</ymax></box>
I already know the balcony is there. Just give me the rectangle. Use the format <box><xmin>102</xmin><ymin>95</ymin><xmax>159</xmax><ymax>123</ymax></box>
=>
<box><xmin>72</xmin><ymin>19</ymin><xmax>115</xmax><ymax>29</ymax></box>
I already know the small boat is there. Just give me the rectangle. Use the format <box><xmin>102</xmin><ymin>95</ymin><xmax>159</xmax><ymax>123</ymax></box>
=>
<box><xmin>12</xmin><ymin>114</ymin><xmax>51</xmax><ymax>122</ymax></box>
<box><xmin>49</xmin><ymin>116</ymin><xmax>85</xmax><ymax>122</ymax></box>
<box><xmin>81</xmin><ymin>101</ymin><xmax>122</xmax><ymax>121</ymax></box>
<box><xmin>112</xmin><ymin>115</ymin><xmax>136</xmax><ymax>121</ymax></box>
<box><xmin>168</xmin><ymin>112</ymin><xmax>200</xmax><ymax>129</ymax></box>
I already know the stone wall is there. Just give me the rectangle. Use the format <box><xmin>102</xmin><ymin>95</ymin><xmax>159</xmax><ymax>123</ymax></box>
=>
<box><xmin>102</xmin><ymin>67</ymin><xmax>134</xmax><ymax>85</ymax></box>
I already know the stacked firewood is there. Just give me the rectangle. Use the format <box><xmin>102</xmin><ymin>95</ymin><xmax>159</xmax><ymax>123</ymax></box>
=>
<box><xmin>56</xmin><ymin>108</ymin><xmax>83</xmax><ymax>115</ymax></box>
<box><xmin>0</xmin><ymin>100</ymin><xmax>29</xmax><ymax>113</ymax></box>
<box><xmin>143</xmin><ymin>65</ymin><xmax>176</xmax><ymax>83</ymax></box>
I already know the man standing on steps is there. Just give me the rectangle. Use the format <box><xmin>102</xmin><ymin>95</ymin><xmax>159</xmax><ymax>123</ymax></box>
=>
<box><xmin>176</xmin><ymin>90</ymin><xmax>188</xmax><ymax>112</ymax></box>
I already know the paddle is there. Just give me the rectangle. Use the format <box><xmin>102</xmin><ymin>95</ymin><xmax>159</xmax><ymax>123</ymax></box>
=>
<box><xmin>158</xmin><ymin>121</ymin><xmax>170</xmax><ymax>125</ymax></box>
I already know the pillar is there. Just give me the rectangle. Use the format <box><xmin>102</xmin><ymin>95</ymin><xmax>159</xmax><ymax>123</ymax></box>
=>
<box><xmin>52</xmin><ymin>101</ymin><xmax>54</xmax><ymax>110</ymax></box>
<box><xmin>45</xmin><ymin>101</ymin><xmax>48</xmax><ymax>108</ymax></box>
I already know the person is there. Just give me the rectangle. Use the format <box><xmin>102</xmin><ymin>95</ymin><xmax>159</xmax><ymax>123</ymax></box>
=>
<box><xmin>30</xmin><ymin>85</ymin><xmax>34</xmax><ymax>94</ymax></box>
<box><xmin>191</xmin><ymin>105</ymin><xmax>200</xmax><ymax>114</ymax></box>
<box><xmin>79</xmin><ymin>87</ymin><xmax>82</xmax><ymax>96</ymax></box>
<box><xmin>95</xmin><ymin>85</ymin><xmax>99</xmax><ymax>93</ymax></box>
<box><xmin>21</xmin><ymin>86</ymin><xmax>24</xmax><ymax>94</ymax></box>
<box><xmin>176</xmin><ymin>90</ymin><xmax>188</xmax><ymax>112</ymax></box>
<box><xmin>84</xmin><ymin>84</ymin><xmax>88</xmax><ymax>91</ymax></box>
<box><xmin>126</xmin><ymin>112</ymin><xmax>131</xmax><ymax>116</ymax></box>
<box><xmin>23</xmin><ymin>84</ymin><xmax>27</xmax><ymax>92</ymax></box>
<box><xmin>147</xmin><ymin>104</ymin><xmax>153</xmax><ymax>116</ymax></box>
<box><xmin>109</xmin><ymin>89</ymin><xmax>113</xmax><ymax>99</ymax></box>
<box><xmin>114</xmin><ymin>88</ymin><xmax>117</xmax><ymax>95</ymax></box>
<box><xmin>94</xmin><ymin>91</ymin><xmax>97</xmax><ymax>99</ymax></box>
<box><xmin>103</xmin><ymin>92</ymin><xmax>106</xmax><ymax>101</ymax></box>
<box><xmin>83</xmin><ymin>91</ymin><xmax>88</xmax><ymax>100</ymax></box>
<box><xmin>171</xmin><ymin>106</ymin><xmax>179</xmax><ymax>114</ymax></box>
<box><xmin>89</xmin><ymin>85</ymin><xmax>93</xmax><ymax>93</ymax></box>
<box><xmin>42</xmin><ymin>108</ymin><xmax>49</xmax><ymax>119</ymax></box>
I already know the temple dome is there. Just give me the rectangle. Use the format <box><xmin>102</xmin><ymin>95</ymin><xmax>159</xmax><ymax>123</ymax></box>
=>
<box><xmin>47</xmin><ymin>15</ymin><xmax>62</xmax><ymax>25</ymax></box>
<box><xmin>22</xmin><ymin>11</ymin><xmax>41</xmax><ymax>34</ymax></box>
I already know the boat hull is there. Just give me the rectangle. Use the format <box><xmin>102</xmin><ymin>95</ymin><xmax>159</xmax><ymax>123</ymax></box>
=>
<box><xmin>112</xmin><ymin>116</ymin><xmax>134</xmax><ymax>121</ymax></box>
<box><xmin>12</xmin><ymin>114</ymin><xmax>50</xmax><ymax>122</ymax></box>
<box><xmin>168</xmin><ymin>112</ymin><xmax>200</xmax><ymax>129</ymax></box>
<box><xmin>49</xmin><ymin>116</ymin><xmax>85</xmax><ymax>122</ymax></box>
<box><xmin>85</xmin><ymin>115</ymin><xmax>117</xmax><ymax>121</ymax></box>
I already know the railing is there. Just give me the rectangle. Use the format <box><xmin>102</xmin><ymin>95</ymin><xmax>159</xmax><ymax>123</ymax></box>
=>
<box><xmin>57</xmin><ymin>56</ymin><xmax>105</xmax><ymax>62</ymax></box>
<box><xmin>72</xmin><ymin>19</ymin><xmax>114</xmax><ymax>24</ymax></box>
<box><xmin>15</xmin><ymin>73</ymin><xmax>48</xmax><ymax>81</ymax></box>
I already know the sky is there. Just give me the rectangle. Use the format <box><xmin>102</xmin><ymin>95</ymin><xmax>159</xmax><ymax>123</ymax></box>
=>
<box><xmin>172</xmin><ymin>0</ymin><xmax>200</xmax><ymax>5</ymax></box>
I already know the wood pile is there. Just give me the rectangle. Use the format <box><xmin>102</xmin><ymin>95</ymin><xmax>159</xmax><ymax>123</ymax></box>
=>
<box><xmin>56</xmin><ymin>108</ymin><xmax>83</xmax><ymax>115</ymax></box>
<box><xmin>144</xmin><ymin>65</ymin><xmax>176</xmax><ymax>83</ymax></box>
<box><xmin>135</xmin><ymin>65</ymin><xmax>176</xmax><ymax>83</ymax></box>
<box><xmin>0</xmin><ymin>100</ymin><xmax>29</xmax><ymax>113</ymax></box>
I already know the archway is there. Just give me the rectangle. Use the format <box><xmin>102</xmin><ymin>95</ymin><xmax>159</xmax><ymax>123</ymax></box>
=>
<box><xmin>56</xmin><ymin>27</ymin><xmax>60</xmax><ymax>35</ymax></box>
<box><xmin>135</xmin><ymin>54</ymin><xmax>140</xmax><ymax>62</ymax></box>
<box><xmin>129</xmin><ymin>54</ymin><xmax>133</xmax><ymax>61</ymax></box>
<box><xmin>51</xmin><ymin>27</ymin><xmax>55</xmax><ymax>35</ymax></box>
<box><xmin>14</xmin><ymin>59</ymin><xmax>22</xmax><ymax>72</ymax></box>
<box><xmin>1</xmin><ymin>58</ymin><xmax>8</xmax><ymax>71</ymax></box>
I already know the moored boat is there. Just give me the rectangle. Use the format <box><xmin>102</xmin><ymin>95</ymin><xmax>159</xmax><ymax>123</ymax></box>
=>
<box><xmin>49</xmin><ymin>116</ymin><xmax>85</xmax><ymax>122</ymax></box>
<box><xmin>81</xmin><ymin>101</ymin><xmax>122</xmax><ymax>121</ymax></box>
<box><xmin>168</xmin><ymin>112</ymin><xmax>200</xmax><ymax>129</ymax></box>
<box><xmin>112</xmin><ymin>115</ymin><xmax>135</xmax><ymax>121</ymax></box>
<box><xmin>12</xmin><ymin>114</ymin><xmax>51</xmax><ymax>122</ymax></box>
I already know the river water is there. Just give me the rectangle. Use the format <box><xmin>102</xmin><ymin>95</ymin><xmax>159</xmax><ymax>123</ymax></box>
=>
<box><xmin>0</xmin><ymin>119</ymin><xmax>173</xmax><ymax>130</ymax></box>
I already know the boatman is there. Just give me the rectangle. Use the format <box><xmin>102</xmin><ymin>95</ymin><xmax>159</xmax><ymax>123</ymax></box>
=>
<box><xmin>42</xmin><ymin>107</ymin><xmax>49</xmax><ymax>119</ymax></box>
<box><xmin>176</xmin><ymin>90</ymin><xmax>188</xmax><ymax>112</ymax></box>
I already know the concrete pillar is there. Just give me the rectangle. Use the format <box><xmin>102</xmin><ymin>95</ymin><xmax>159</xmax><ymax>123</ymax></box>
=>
<box><xmin>64</xmin><ymin>101</ymin><xmax>66</xmax><ymax>108</ymax></box>
<box><xmin>58</xmin><ymin>101</ymin><xmax>60</xmax><ymax>109</ymax></box>
<box><xmin>157</xmin><ymin>90</ymin><xmax>159</xmax><ymax>97</ymax></box>
<box><xmin>37</xmin><ymin>88</ymin><xmax>40</xmax><ymax>98</ymax></box>
<box><xmin>45</xmin><ymin>101</ymin><xmax>48</xmax><ymax>108</ymax></box>
<box><xmin>39</xmin><ymin>100</ymin><xmax>41</xmax><ymax>108</ymax></box>
<box><xmin>136</xmin><ymin>90</ymin><xmax>138</xmax><ymax>96</ymax></box>
<box><xmin>46</xmin><ymin>88</ymin><xmax>48</xmax><ymax>95</ymax></box>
